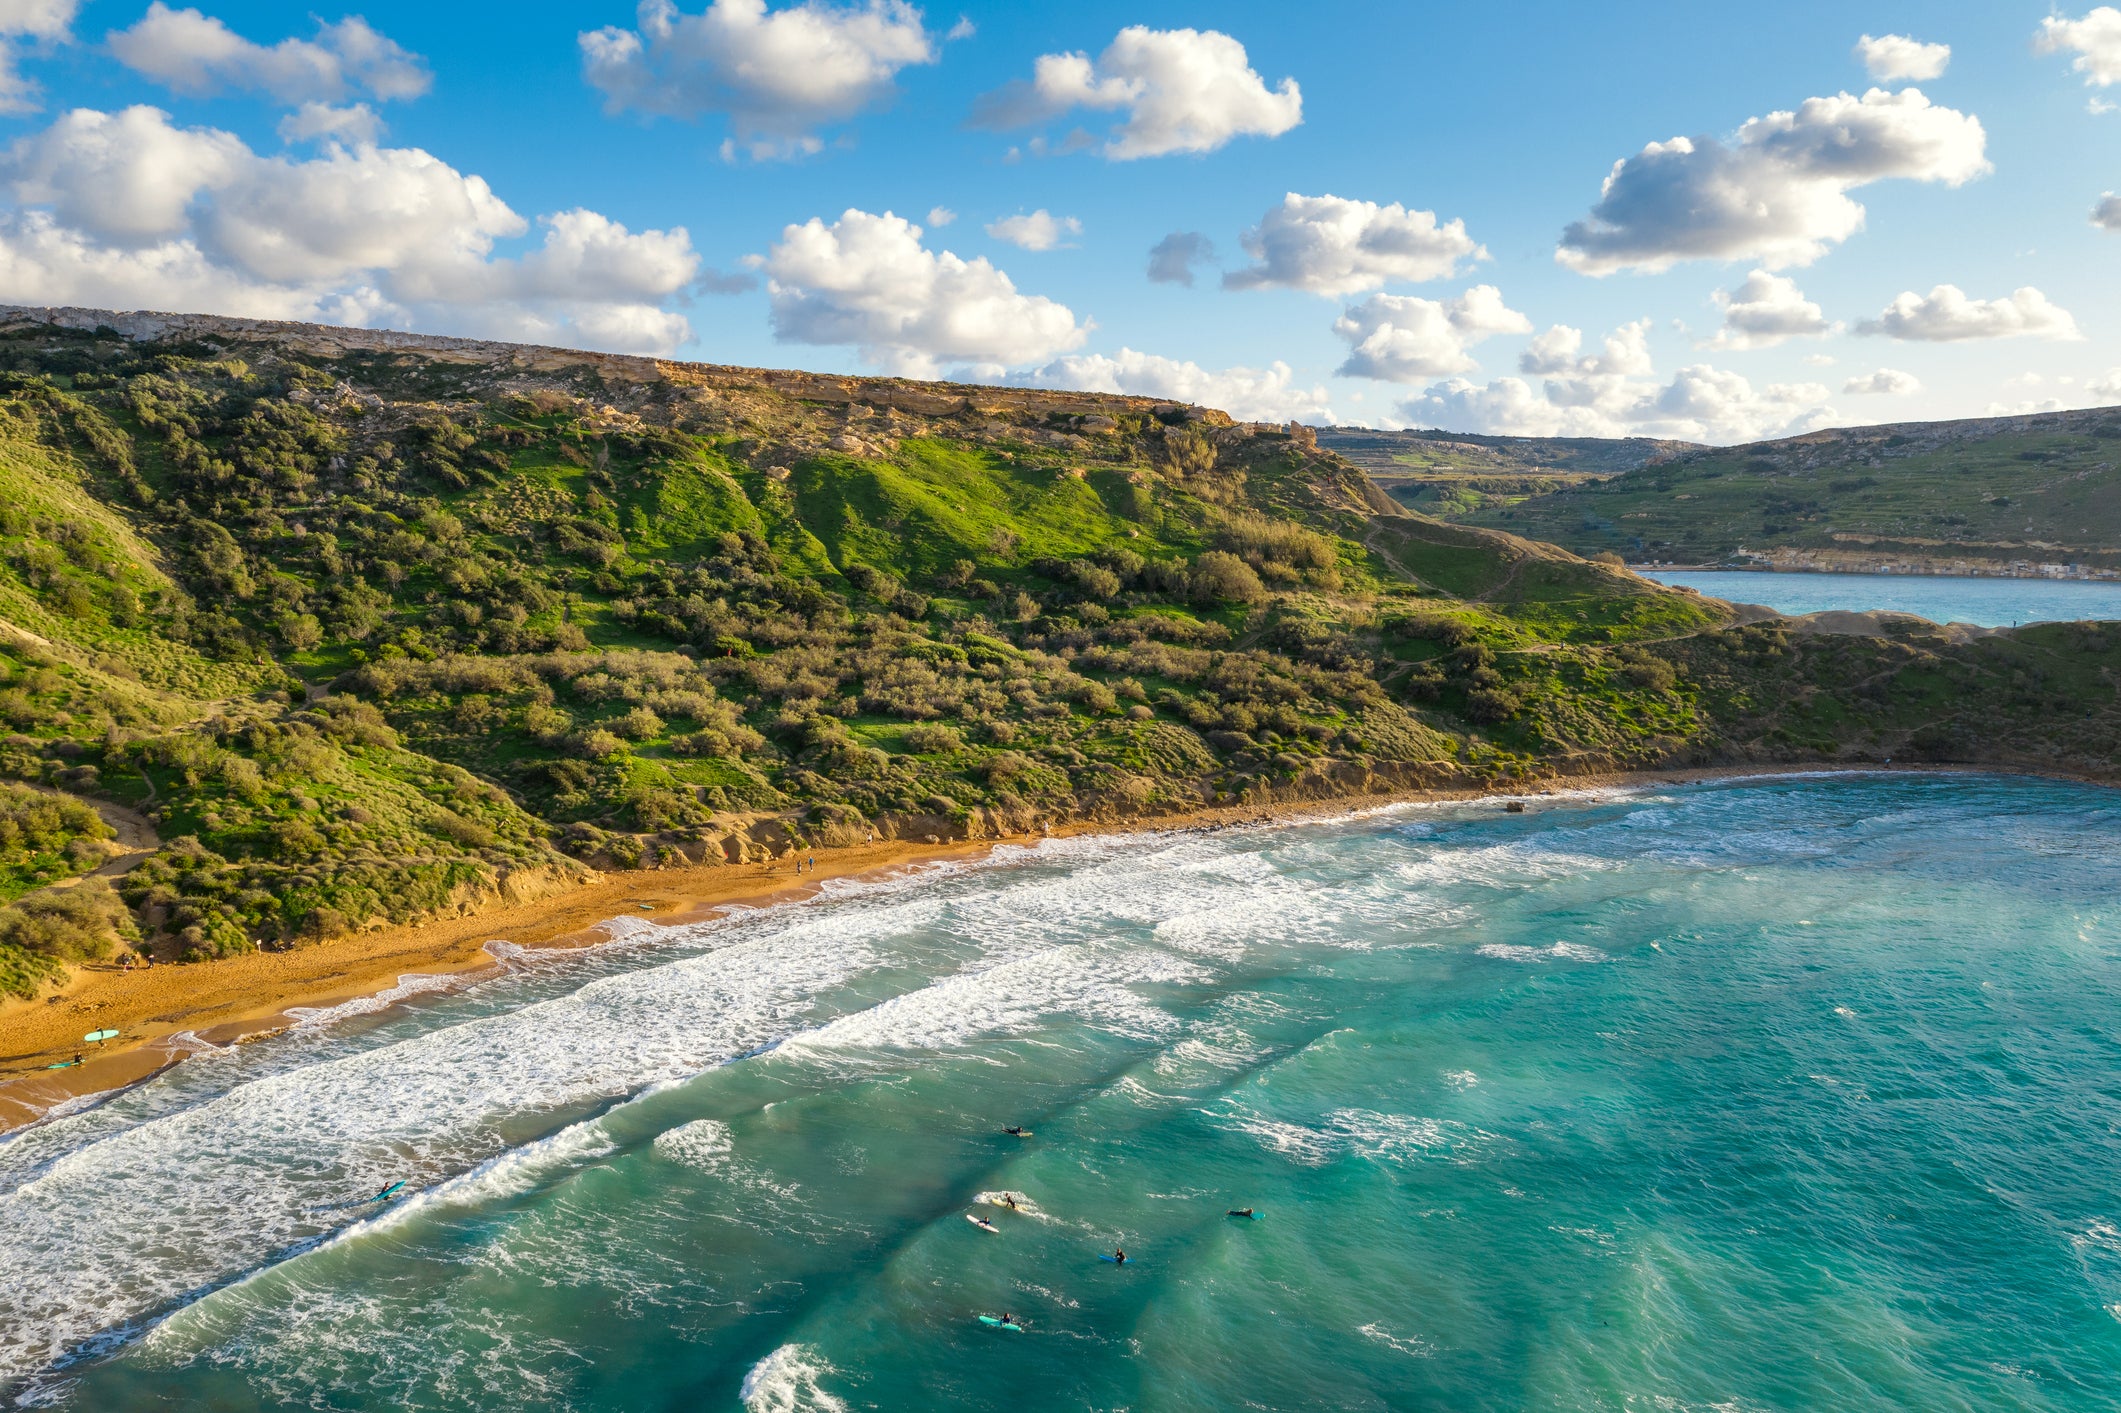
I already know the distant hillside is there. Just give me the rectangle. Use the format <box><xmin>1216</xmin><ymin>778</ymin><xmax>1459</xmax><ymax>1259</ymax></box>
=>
<box><xmin>1457</xmin><ymin>407</ymin><xmax>2121</xmax><ymax>577</ymax></box>
<box><xmin>0</xmin><ymin>306</ymin><xmax>2114</xmax><ymax>1008</ymax></box>
<box><xmin>1318</xmin><ymin>426</ymin><xmax>1695</xmax><ymax>519</ymax></box>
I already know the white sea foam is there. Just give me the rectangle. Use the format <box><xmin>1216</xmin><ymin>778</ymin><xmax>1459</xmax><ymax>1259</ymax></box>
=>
<box><xmin>1475</xmin><ymin>940</ymin><xmax>1607</xmax><ymax>964</ymax></box>
<box><xmin>653</xmin><ymin>1118</ymin><xmax>735</xmax><ymax>1172</ymax></box>
<box><xmin>783</xmin><ymin>943</ymin><xmax>1203</xmax><ymax>1055</ymax></box>
<box><xmin>1358</xmin><ymin>1322</ymin><xmax>1435</xmax><ymax>1357</ymax></box>
<box><xmin>741</xmin><ymin>1343</ymin><xmax>849</xmax><ymax>1413</ymax></box>
<box><xmin>284</xmin><ymin>971</ymin><xmax>466</xmax><ymax>1028</ymax></box>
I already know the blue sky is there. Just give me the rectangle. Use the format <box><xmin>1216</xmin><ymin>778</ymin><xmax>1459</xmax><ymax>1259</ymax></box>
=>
<box><xmin>3</xmin><ymin>0</ymin><xmax>2119</xmax><ymax>442</ymax></box>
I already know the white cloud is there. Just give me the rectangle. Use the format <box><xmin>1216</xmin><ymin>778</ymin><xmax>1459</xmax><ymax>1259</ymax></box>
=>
<box><xmin>109</xmin><ymin>4</ymin><xmax>430</xmax><ymax>106</ymax></box>
<box><xmin>1705</xmin><ymin>269</ymin><xmax>1837</xmax><ymax>349</ymax></box>
<box><xmin>972</xmin><ymin>25</ymin><xmax>1300</xmax><ymax>160</ymax></box>
<box><xmin>580</xmin><ymin>0</ymin><xmax>937</xmax><ymax>156</ymax></box>
<box><xmin>760</xmin><ymin>207</ymin><xmax>1086</xmax><ymax>375</ymax></box>
<box><xmin>1223</xmin><ymin>192</ymin><xmax>1483</xmax><ymax>296</ymax></box>
<box><xmin>277</xmin><ymin>101</ymin><xmax>383</xmax><ymax>146</ymax></box>
<box><xmin>1856</xmin><ymin>33</ymin><xmax>1949</xmax><ymax>82</ymax></box>
<box><xmin>0</xmin><ymin>105</ymin><xmax>700</xmax><ymax>354</ymax></box>
<box><xmin>1557</xmin><ymin>87</ymin><xmax>1989</xmax><ymax>274</ymax></box>
<box><xmin>925</xmin><ymin>205</ymin><xmax>956</xmax><ymax>226</ymax></box>
<box><xmin>1857</xmin><ymin>284</ymin><xmax>2082</xmax><ymax>342</ymax></box>
<box><xmin>1017</xmin><ymin>346</ymin><xmax>1333</xmax><ymax>423</ymax></box>
<box><xmin>1332</xmin><ymin>285</ymin><xmax>1530</xmax><ymax>382</ymax></box>
<box><xmin>2038</xmin><ymin>8</ymin><xmax>2121</xmax><ymax>86</ymax></box>
<box><xmin>1518</xmin><ymin>318</ymin><xmax>1654</xmax><ymax>377</ymax></box>
<box><xmin>1985</xmin><ymin>396</ymin><xmax>2069</xmax><ymax>416</ymax></box>
<box><xmin>2089</xmin><ymin>368</ymin><xmax>2121</xmax><ymax>399</ymax></box>
<box><xmin>1395</xmin><ymin>314</ymin><xmax>1833</xmax><ymax>443</ymax></box>
<box><xmin>1146</xmin><ymin>230</ymin><xmax>1214</xmax><ymax>285</ymax></box>
<box><xmin>0</xmin><ymin>0</ymin><xmax>76</xmax><ymax>114</ymax></box>
<box><xmin>1843</xmin><ymin>368</ymin><xmax>1921</xmax><ymax>395</ymax></box>
<box><xmin>1400</xmin><ymin>365</ymin><xmax>1833</xmax><ymax>443</ymax></box>
<box><xmin>985</xmin><ymin>209</ymin><xmax>1080</xmax><ymax>251</ymax></box>
<box><xmin>2</xmin><ymin>105</ymin><xmax>245</xmax><ymax>243</ymax></box>
<box><xmin>2094</xmin><ymin>193</ymin><xmax>2121</xmax><ymax>230</ymax></box>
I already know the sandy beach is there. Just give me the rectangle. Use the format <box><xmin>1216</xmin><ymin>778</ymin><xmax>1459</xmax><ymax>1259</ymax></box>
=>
<box><xmin>0</xmin><ymin>762</ymin><xmax>2075</xmax><ymax>1133</ymax></box>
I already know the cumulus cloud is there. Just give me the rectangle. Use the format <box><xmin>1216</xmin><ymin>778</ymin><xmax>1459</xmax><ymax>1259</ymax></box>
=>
<box><xmin>1557</xmin><ymin>87</ymin><xmax>1990</xmax><ymax>274</ymax></box>
<box><xmin>1147</xmin><ymin>231</ymin><xmax>1214</xmax><ymax>285</ymax></box>
<box><xmin>109</xmin><ymin>4</ymin><xmax>430</xmax><ymax>106</ymax></box>
<box><xmin>1705</xmin><ymin>269</ymin><xmax>1838</xmax><ymax>349</ymax></box>
<box><xmin>1332</xmin><ymin>286</ymin><xmax>1530</xmax><ymax>382</ymax></box>
<box><xmin>580</xmin><ymin>0</ymin><xmax>937</xmax><ymax>157</ymax></box>
<box><xmin>0</xmin><ymin>0</ymin><xmax>76</xmax><ymax>113</ymax></box>
<box><xmin>972</xmin><ymin>25</ymin><xmax>1300</xmax><ymax>159</ymax></box>
<box><xmin>2089</xmin><ymin>367</ymin><xmax>2121</xmax><ymax>399</ymax></box>
<box><xmin>1518</xmin><ymin>319</ymin><xmax>1653</xmax><ymax>378</ymax></box>
<box><xmin>1223</xmin><ymin>192</ymin><xmax>1483</xmax><ymax>296</ymax></box>
<box><xmin>0</xmin><ymin>104</ymin><xmax>700</xmax><ymax>353</ymax></box>
<box><xmin>1857</xmin><ymin>284</ymin><xmax>2082</xmax><ymax>342</ymax></box>
<box><xmin>277</xmin><ymin>101</ymin><xmax>383</xmax><ymax>146</ymax></box>
<box><xmin>1401</xmin><ymin>365</ymin><xmax>1833</xmax><ymax>443</ymax></box>
<box><xmin>1017</xmin><ymin>346</ymin><xmax>1333</xmax><ymax>423</ymax></box>
<box><xmin>925</xmin><ymin>205</ymin><xmax>956</xmax><ymax>226</ymax></box>
<box><xmin>1392</xmin><ymin>314</ymin><xmax>1834</xmax><ymax>442</ymax></box>
<box><xmin>759</xmin><ymin>207</ymin><xmax>1086</xmax><ymax>375</ymax></box>
<box><xmin>2038</xmin><ymin>8</ymin><xmax>2121</xmax><ymax>87</ymax></box>
<box><xmin>985</xmin><ymin>209</ymin><xmax>1080</xmax><ymax>251</ymax></box>
<box><xmin>1856</xmin><ymin>33</ymin><xmax>1949</xmax><ymax>82</ymax></box>
<box><xmin>1843</xmin><ymin>368</ymin><xmax>1920</xmax><ymax>394</ymax></box>
<box><xmin>2094</xmin><ymin>193</ymin><xmax>2121</xmax><ymax>229</ymax></box>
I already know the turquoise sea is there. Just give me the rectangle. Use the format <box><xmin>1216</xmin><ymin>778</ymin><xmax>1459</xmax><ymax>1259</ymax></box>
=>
<box><xmin>6</xmin><ymin>773</ymin><xmax>2121</xmax><ymax>1411</ymax></box>
<box><xmin>1642</xmin><ymin>569</ymin><xmax>2121</xmax><ymax>627</ymax></box>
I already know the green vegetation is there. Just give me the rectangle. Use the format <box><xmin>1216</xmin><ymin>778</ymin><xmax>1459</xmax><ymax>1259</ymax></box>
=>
<box><xmin>0</xmin><ymin>311</ymin><xmax>2111</xmax><ymax>998</ymax></box>
<box><xmin>1319</xmin><ymin>427</ymin><xmax>1691</xmax><ymax>520</ymax></box>
<box><xmin>1459</xmin><ymin>408</ymin><xmax>2121</xmax><ymax>573</ymax></box>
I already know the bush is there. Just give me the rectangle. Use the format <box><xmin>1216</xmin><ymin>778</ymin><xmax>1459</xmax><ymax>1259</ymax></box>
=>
<box><xmin>0</xmin><ymin>878</ymin><xmax>136</xmax><ymax>962</ymax></box>
<box><xmin>615</xmin><ymin>706</ymin><xmax>666</xmax><ymax>741</ymax></box>
<box><xmin>1188</xmin><ymin>551</ymin><xmax>1266</xmax><ymax>605</ymax></box>
<box><xmin>903</xmin><ymin>723</ymin><xmax>963</xmax><ymax>753</ymax></box>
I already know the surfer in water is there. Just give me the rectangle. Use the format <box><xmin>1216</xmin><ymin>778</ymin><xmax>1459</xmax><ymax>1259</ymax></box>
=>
<box><xmin>1003</xmin><ymin>1194</ymin><xmax>1020</xmax><ymax>1211</ymax></box>
<box><xmin>1112</xmin><ymin>1247</ymin><xmax>1127</xmax><ymax>1265</ymax></box>
<box><xmin>1228</xmin><ymin>1208</ymin><xmax>1254</xmax><ymax>1218</ymax></box>
<box><xmin>1003</xmin><ymin>1125</ymin><xmax>1029</xmax><ymax>1137</ymax></box>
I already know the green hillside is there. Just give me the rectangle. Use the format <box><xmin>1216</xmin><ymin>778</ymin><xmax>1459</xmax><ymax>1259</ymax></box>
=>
<box><xmin>0</xmin><ymin>307</ymin><xmax>2114</xmax><ymax>998</ymax></box>
<box><xmin>1458</xmin><ymin>408</ymin><xmax>2121</xmax><ymax>574</ymax></box>
<box><xmin>1318</xmin><ymin>426</ymin><xmax>1692</xmax><ymax>520</ymax></box>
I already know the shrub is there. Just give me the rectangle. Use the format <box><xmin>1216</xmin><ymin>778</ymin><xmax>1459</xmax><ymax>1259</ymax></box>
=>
<box><xmin>1188</xmin><ymin>551</ymin><xmax>1266</xmax><ymax>605</ymax></box>
<box><xmin>615</xmin><ymin>706</ymin><xmax>666</xmax><ymax>741</ymax></box>
<box><xmin>0</xmin><ymin>878</ymin><xmax>136</xmax><ymax>962</ymax></box>
<box><xmin>903</xmin><ymin>723</ymin><xmax>963</xmax><ymax>753</ymax></box>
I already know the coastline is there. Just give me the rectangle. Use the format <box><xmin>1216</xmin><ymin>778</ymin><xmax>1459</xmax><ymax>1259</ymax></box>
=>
<box><xmin>0</xmin><ymin>761</ymin><xmax>2100</xmax><ymax>1133</ymax></box>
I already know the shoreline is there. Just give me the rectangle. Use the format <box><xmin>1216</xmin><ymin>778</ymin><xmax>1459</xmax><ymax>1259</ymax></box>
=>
<box><xmin>0</xmin><ymin>761</ymin><xmax>2102</xmax><ymax>1133</ymax></box>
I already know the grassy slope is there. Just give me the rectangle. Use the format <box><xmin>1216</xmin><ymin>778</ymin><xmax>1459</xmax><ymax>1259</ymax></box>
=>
<box><xmin>1460</xmin><ymin>408</ymin><xmax>2121</xmax><ymax>570</ymax></box>
<box><xmin>0</xmin><ymin>312</ymin><xmax>2111</xmax><ymax>998</ymax></box>
<box><xmin>1318</xmin><ymin>427</ymin><xmax>1694</xmax><ymax>521</ymax></box>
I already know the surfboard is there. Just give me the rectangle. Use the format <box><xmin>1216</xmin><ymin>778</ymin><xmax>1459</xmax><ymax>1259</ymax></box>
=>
<box><xmin>83</xmin><ymin>1029</ymin><xmax>118</xmax><ymax>1044</ymax></box>
<box><xmin>370</xmin><ymin>1181</ymin><xmax>406</xmax><ymax>1203</ymax></box>
<box><xmin>966</xmin><ymin>1214</ymin><xmax>999</xmax><ymax>1234</ymax></box>
<box><xmin>981</xmin><ymin>1194</ymin><xmax>1025</xmax><ymax>1210</ymax></box>
<box><xmin>1098</xmin><ymin>1254</ymin><xmax>1128</xmax><ymax>1264</ymax></box>
<box><xmin>977</xmin><ymin>1316</ymin><xmax>1023</xmax><ymax>1332</ymax></box>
